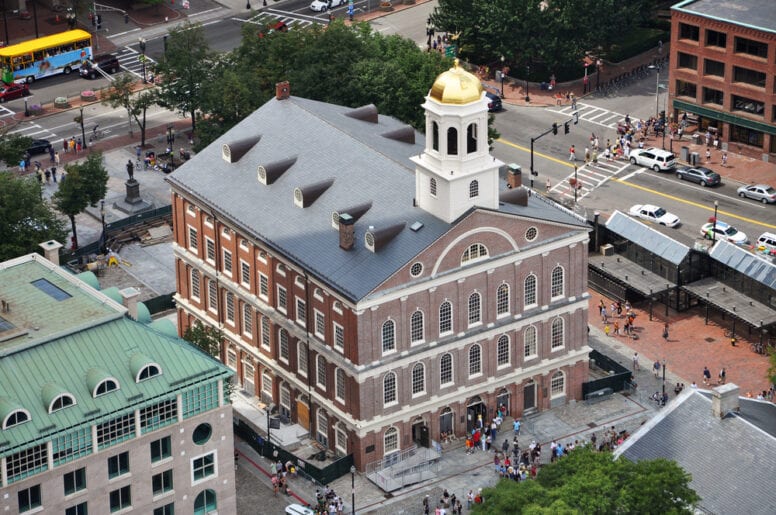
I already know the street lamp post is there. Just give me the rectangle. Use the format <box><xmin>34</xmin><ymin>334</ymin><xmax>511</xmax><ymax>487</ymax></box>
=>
<box><xmin>661</xmin><ymin>359</ymin><xmax>666</xmax><ymax>397</ymax></box>
<box><xmin>138</xmin><ymin>37</ymin><xmax>147</xmax><ymax>83</ymax></box>
<box><xmin>573</xmin><ymin>164</ymin><xmax>578</xmax><ymax>202</ymax></box>
<box><xmin>100</xmin><ymin>200</ymin><xmax>106</xmax><ymax>253</ymax></box>
<box><xmin>350</xmin><ymin>465</ymin><xmax>356</xmax><ymax>515</ymax></box>
<box><xmin>500</xmin><ymin>56</ymin><xmax>505</xmax><ymax>98</ymax></box>
<box><xmin>79</xmin><ymin>106</ymin><xmax>87</xmax><ymax>150</ymax></box>
<box><xmin>712</xmin><ymin>200</ymin><xmax>719</xmax><ymax>243</ymax></box>
<box><xmin>167</xmin><ymin>124</ymin><xmax>175</xmax><ymax>168</ymax></box>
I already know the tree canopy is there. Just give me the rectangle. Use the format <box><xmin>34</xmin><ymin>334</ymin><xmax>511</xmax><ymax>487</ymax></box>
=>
<box><xmin>183</xmin><ymin>320</ymin><xmax>224</xmax><ymax>358</ymax></box>
<box><xmin>0</xmin><ymin>133</ymin><xmax>32</xmax><ymax>168</ymax></box>
<box><xmin>0</xmin><ymin>172</ymin><xmax>68</xmax><ymax>261</ymax></box>
<box><xmin>473</xmin><ymin>447</ymin><xmax>699</xmax><ymax>514</ymax></box>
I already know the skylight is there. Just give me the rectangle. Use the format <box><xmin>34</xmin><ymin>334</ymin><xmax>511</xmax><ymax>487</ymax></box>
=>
<box><xmin>31</xmin><ymin>278</ymin><xmax>72</xmax><ymax>301</ymax></box>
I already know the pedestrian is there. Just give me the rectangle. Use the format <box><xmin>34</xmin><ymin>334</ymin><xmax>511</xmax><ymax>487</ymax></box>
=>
<box><xmin>601</xmin><ymin>306</ymin><xmax>607</xmax><ymax>322</ymax></box>
<box><xmin>570</xmin><ymin>93</ymin><xmax>577</xmax><ymax>110</ymax></box>
<box><xmin>69</xmin><ymin>137</ymin><xmax>75</xmax><ymax>153</ymax></box>
<box><xmin>54</xmin><ymin>151</ymin><xmax>60</xmax><ymax>167</ymax></box>
<box><xmin>51</xmin><ymin>166</ymin><xmax>57</xmax><ymax>182</ymax></box>
<box><xmin>662</xmin><ymin>322</ymin><xmax>669</xmax><ymax>341</ymax></box>
<box><xmin>63</xmin><ymin>139</ymin><xmax>69</xmax><ymax>154</ymax></box>
<box><xmin>719</xmin><ymin>367</ymin><xmax>726</xmax><ymax>384</ymax></box>
<box><xmin>568</xmin><ymin>145</ymin><xmax>576</xmax><ymax>161</ymax></box>
<box><xmin>466</xmin><ymin>491</ymin><xmax>474</xmax><ymax>510</ymax></box>
<box><xmin>584</xmin><ymin>147</ymin><xmax>590</xmax><ymax>163</ymax></box>
<box><xmin>513</xmin><ymin>419</ymin><xmax>521</xmax><ymax>436</ymax></box>
<box><xmin>604</xmin><ymin>324</ymin><xmax>611</xmax><ymax>337</ymax></box>
<box><xmin>705</xmin><ymin>148</ymin><xmax>711</xmax><ymax>162</ymax></box>
<box><xmin>653</xmin><ymin>360</ymin><xmax>661</xmax><ymax>378</ymax></box>
<box><xmin>49</xmin><ymin>146</ymin><xmax>55</xmax><ymax>163</ymax></box>
<box><xmin>613</xmin><ymin>321</ymin><xmax>619</xmax><ymax>335</ymax></box>
<box><xmin>76</xmin><ymin>138</ymin><xmax>82</xmax><ymax>153</ymax></box>
<box><xmin>545</xmin><ymin>178</ymin><xmax>551</xmax><ymax>192</ymax></box>
<box><xmin>703</xmin><ymin>366</ymin><xmax>711</xmax><ymax>385</ymax></box>
<box><xmin>19</xmin><ymin>159</ymin><xmax>26</xmax><ymax>173</ymax></box>
<box><xmin>633</xmin><ymin>352</ymin><xmax>639</xmax><ymax>371</ymax></box>
<box><xmin>721</xmin><ymin>151</ymin><xmax>728</xmax><ymax>167</ymax></box>
<box><xmin>44</xmin><ymin>168</ymin><xmax>51</xmax><ymax>184</ymax></box>
<box><xmin>502</xmin><ymin>438</ymin><xmax>509</xmax><ymax>454</ymax></box>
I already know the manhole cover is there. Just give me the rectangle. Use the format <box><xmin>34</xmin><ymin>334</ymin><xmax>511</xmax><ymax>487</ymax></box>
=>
<box><xmin>705</xmin><ymin>337</ymin><xmax>715</xmax><ymax>343</ymax></box>
<box><xmin>587</xmin><ymin>422</ymin><xmax>597</xmax><ymax>428</ymax></box>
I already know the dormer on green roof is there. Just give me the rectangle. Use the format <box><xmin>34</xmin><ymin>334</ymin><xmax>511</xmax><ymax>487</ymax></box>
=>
<box><xmin>0</xmin><ymin>396</ymin><xmax>31</xmax><ymax>429</ymax></box>
<box><xmin>129</xmin><ymin>352</ymin><xmax>162</xmax><ymax>383</ymax></box>
<box><xmin>40</xmin><ymin>383</ymin><xmax>76</xmax><ymax>414</ymax></box>
<box><xmin>86</xmin><ymin>368</ymin><xmax>120</xmax><ymax>398</ymax></box>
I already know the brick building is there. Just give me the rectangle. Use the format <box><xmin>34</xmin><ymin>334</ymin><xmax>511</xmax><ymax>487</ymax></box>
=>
<box><xmin>0</xmin><ymin>248</ymin><xmax>235</xmax><ymax>514</ymax></box>
<box><xmin>669</xmin><ymin>0</ymin><xmax>776</xmax><ymax>157</ymax></box>
<box><xmin>167</xmin><ymin>64</ymin><xmax>591</xmax><ymax>471</ymax></box>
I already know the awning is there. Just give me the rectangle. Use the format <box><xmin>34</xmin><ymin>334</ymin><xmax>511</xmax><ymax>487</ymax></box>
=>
<box><xmin>590</xmin><ymin>254</ymin><xmax>675</xmax><ymax>296</ymax></box>
<box><xmin>682</xmin><ymin>277</ymin><xmax>776</xmax><ymax>328</ymax></box>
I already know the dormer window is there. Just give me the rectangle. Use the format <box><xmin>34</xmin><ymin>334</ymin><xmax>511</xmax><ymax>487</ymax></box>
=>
<box><xmin>94</xmin><ymin>379</ymin><xmax>119</xmax><ymax>397</ymax></box>
<box><xmin>138</xmin><ymin>364</ymin><xmax>162</xmax><ymax>382</ymax></box>
<box><xmin>3</xmin><ymin>409</ymin><xmax>30</xmax><ymax>429</ymax></box>
<box><xmin>50</xmin><ymin>394</ymin><xmax>76</xmax><ymax>413</ymax></box>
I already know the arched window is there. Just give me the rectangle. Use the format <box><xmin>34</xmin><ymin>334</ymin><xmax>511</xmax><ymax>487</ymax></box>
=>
<box><xmin>551</xmin><ymin>266</ymin><xmax>565</xmax><ymax>298</ymax></box>
<box><xmin>316</xmin><ymin>355</ymin><xmax>327</xmax><ymax>389</ymax></box>
<box><xmin>410</xmin><ymin>310</ymin><xmax>424</xmax><ymax>344</ymax></box>
<box><xmin>439</xmin><ymin>301</ymin><xmax>452</xmax><ymax>335</ymax></box>
<box><xmin>440</xmin><ymin>353</ymin><xmax>453</xmax><ymax>386</ymax></box>
<box><xmin>551</xmin><ymin>371</ymin><xmax>565</xmax><ymax>397</ymax></box>
<box><xmin>49</xmin><ymin>394</ymin><xmax>76</xmax><ymax>413</ymax></box>
<box><xmin>336</xmin><ymin>368</ymin><xmax>346</xmax><ymax>402</ymax></box>
<box><xmin>384</xmin><ymin>426</ymin><xmax>399</xmax><ymax>455</ymax></box>
<box><xmin>497</xmin><ymin>284</ymin><xmax>510</xmax><ymax>316</ymax></box>
<box><xmin>3</xmin><ymin>409</ymin><xmax>30</xmax><ymax>429</ymax></box>
<box><xmin>432</xmin><ymin>121</ymin><xmax>439</xmax><ymax>151</ymax></box>
<box><xmin>298</xmin><ymin>341</ymin><xmax>308</xmax><ymax>376</ymax></box>
<box><xmin>469</xmin><ymin>180</ymin><xmax>479</xmax><ymax>198</ymax></box>
<box><xmin>382</xmin><ymin>320</ymin><xmax>395</xmax><ymax>353</ymax></box>
<box><xmin>551</xmin><ymin>318</ymin><xmax>564</xmax><ymax>349</ymax></box>
<box><xmin>383</xmin><ymin>372</ymin><xmax>397</xmax><ymax>406</ymax></box>
<box><xmin>138</xmin><ymin>364</ymin><xmax>161</xmax><ymax>382</ymax></box>
<box><xmin>447</xmin><ymin>127</ymin><xmax>458</xmax><ymax>155</ymax></box>
<box><xmin>468</xmin><ymin>292</ymin><xmax>481</xmax><ymax>325</ymax></box>
<box><xmin>524</xmin><ymin>274</ymin><xmax>537</xmax><ymax>307</ymax></box>
<box><xmin>430</xmin><ymin>177</ymin><xmax>437</xmax><ymax>196</ymax></box>
<box><xmin>467</xmin><ymin>123</ymin><xmax>477</xmax><ymax>154</ymax></box>
<box><xmin>461</xmin><ymin>243</ymin><xmax>488</xmax><ymax>265</ymax></box>
<box><xmin>524</xmin><ymin>326</ymin><xmax>537</xmax><ymax>358</ymax></box>
<box><xmin>412</xmin><ymin>363</ymin><xmax>425</xmax><ymax>395</ymax></box>
<box><xmin>468</xmin><ymin>344</ymin><xmax>481</xmax><ymax>376</ymax></box>
<box><xmin>497</xmin><ymin>335</ymin><xmax>510</xmax><ymax>366</ymax></box>
<box><xmin>94</xmin><ymin>378</ymin><xmax>119</xmax><ymax>397</ymax></box>
<box><xmin>194</xmin><ymin>489</ymin><xmax>217</xmax><ymax>515</ymax></box>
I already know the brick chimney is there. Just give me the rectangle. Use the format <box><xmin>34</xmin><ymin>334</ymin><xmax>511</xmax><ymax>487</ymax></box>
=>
<box><xmin>339</xmin><ymin>213</ymin><xmax>355</xmax><ymax>251</ymax></box>
<box><xmin>119</xmin><ymin>287</ymin><xmax>141</xmax><ymax>321</ymax></box>
<box><xmin>711</xmin><ymin>383</ymin><xmax>740</xmax><ymax>418</ymax></box>
<box><xmin>276</xmin><ymin>81</ymin><xmax>290</xmax><ymax>100</ymax></box>
<box><xmin>506</xmin><ymin>164</ymin><xmax>522</xmax><ymax>189</ymax></box>
<box><xmin>39</xmin><ymin>240</ymin><xmax>63</xmax><ymax>266</ymax></box>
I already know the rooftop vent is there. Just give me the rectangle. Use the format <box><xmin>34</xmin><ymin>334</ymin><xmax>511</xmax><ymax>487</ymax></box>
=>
<box><xmin>365</xmin><ymin>222</ymin><xmax>406</xmax><ymax>253</ymax></box>
<box><xmin>293</xmin><ymin>178</ymin><xmax>335</xmax><ymax>208</ymax></box>
<box><xmin>345</xmin><ymin>104</ymin><xmax>378</xmax><ymax>124</ymax></box>
<box><xmin>499</xmin><ymin>187</ymin><xmax>529</xmax><ymax>207</ymax></box>
<box><xmin>410</xmin><ymin>221</ymin><xmax>424</xmax><ymax>232</ymax></box>
<box><xmin>381</xmin><ymin>126</ymin><xmax>415</xmax><ymax>144</ymax></box>
<box><xmin>331</xmin><ymin>202</ymin><xmax>373</xmax><ymax>229</ymax></box>
<box><xmin>222</xmin><ymin>135</ymin><xmax>261</xmax><ymax>163</ymax></box>
<box><xmin>258</xmin><ymin>156</ymin><xmax>297</xmax><ymax>185</ymax></box>
<box><xmin>276</xmin><ymin>80</ymin><xmax>290</xmax><ymax>100</ymax></box>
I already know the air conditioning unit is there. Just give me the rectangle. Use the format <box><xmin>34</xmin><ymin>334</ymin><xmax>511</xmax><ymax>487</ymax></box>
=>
<box><xmin>600</xmin><ymin>244</ymin><xmax>614</xmax><ymax>256</ymax></box>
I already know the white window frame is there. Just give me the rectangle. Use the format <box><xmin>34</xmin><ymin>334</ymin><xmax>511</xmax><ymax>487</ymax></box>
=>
<box><xmin>461</xmin><ymin>243</ymin><xmax>488</xmax><ymax>265</ymax></box>
<box><xmin>258</xmin><ymin>272</ymin><xmax>269</xmax><ymax>301</ymax></box>
<box><xmin>382</xmin><ymin>320</ymin><xmax>396</xmax><ymax>354</ymax></box>
<box><xmin>261</xmin><ymin>316</ymin><xmax>270</xmax><ymax>350</ymax></box>
<box><xmin>524</xmin><ymin>326</ymin><xmax>538</xmax><ymax>359</ymax></box>
<box><xmin>277</xmin><ymin>285</ymin><xmax>287</xmax><ymax>314</ymax></box>
<box><xmin>333</xmin><ymin>323</ymin><xmax>345</xmax><ymax>352</ymax></box>
<box><xmin>222</xmin><ymin>249</ymin><xmax>233</xmax><ymax>276</ymax></box>
<box><xmin>278</xmin><ymin>329</ymin><xmax>289</xmax><ymax>364</ymax></box>
<box><xmin>261</xmin><ymin>370</ymin><xmax>273</xmax><ymax>399</ymax></box>
<box><xmin>496</xmin><ymin>283</ymin><xmax>510</xmax><ymax>317</ymax></box>
<box><xmin>295</xmin><ymin>297</ymin><xmax>306</xmax><ymax>327</ymax></box>
<box><xmin>383</xmin><ymin>372</ymin><xmax>397</xmax><ymax>407</ymax></box>
<box><xmin>410</xmin><ymin>310</ymin><xmax>424</xmax><ymax>345</ymax></box>
<box><xmin>242</xmin><ymin>361</ymin><xmax>255</xmax><ymax>395</ymax></box>
<box><xmin>242</xmin><ymin>303</ymin><xmax>252</xmax><ymax>337</ymax></box>
<box><xmin>551</xmin><ymin>265</ymin><xmax>565</xmax><ymax>299</ymax></box>
<box><xmin>468</xmin><ymin>344</ymin><xmax>482</xmax><ymax>378</ymax></box>
<box><xmin>497</xmin><ymin>334</ymin><xmax>510</xmax><ymax>368</ymax></box>
<box><xmin>186</xmin><ymin>204</ymin><xmax>197</xmax><ymax>217</ymax></box>
<box><xmin>468</xmin><ymin>292</ymin><xmax>482</xmax><ymax>327</ymax></box>
<box><xmin>411</xmin><ymin>363</ymin><xmax>425</xmax><ymax>397</ymax></box>
<box><xmin>257</xmin><ymin>251</ymin><xmax>268</xmax><ymax>264</ymax></box>
<box><xmin>227</xmin><ymin>349</ymin><xmax>237</xmax><ymax>370</ymax></box>
<box><xmin>524</xmin><ymin>274</ymin><xmax>538</xmax><ymax>308</ymax></box>
<box><xmin>384</xmin><ymin>427</ymin><xmax>399</xmax><ymax>455</ymax></box>
<box><xmin>187</xmin><ymin>226</ymin><xmax>198</xmax><ymax>252</ymax></box>
<box><xmin>204</xmin><ymin>215</ymin><xmax>214</xmax><ymax>227</ymax></box>
<box><xmin>207</xmin><ymin>280</ymin><xmax>217</xmax><ymax>314</ymax></box>
<box><xmin>225</xmin><ymin>291</ymin><xmax>235</xmax><ymax>325</ymax></box>
<box><xmin>190</xmin><ymin>268</ymin><xmax>200</xmax><ymax>301</ymax></box>
<box><xmin>240</xmin><ymin>260</ymin><xmax>251</xmax><ymax>288</ymax></box>
<box><xmin>190</xmin><ymin>451</ymin><xmax>218</xmax><ymax>485</ymax></box>
<box><xmin>335</xmin><ymin>368</ymin><xmax>346</xmax><ymax>403</ymax></box>
<box><xmin>316</xmin><ymin>356</ymin><xmax>327</xmax><ymax>390</ymax></box>
<box><xmin>314</xmin><ymin>310</ymin><xmax>325</xmax><ymax>340</ymax></box>
<box><xmin>205</xmin><ymin>238</ymin><xmax>216</xmax><ymax>265</ymax></box>
<box><xmin>439</xmin><ymin>300</ymin><xmax>453</xmax><ymax>336</ymax></box>
<box><xmin>297</xmin><ymin>342</ymin><xmax>308</xmax><ymax>377</ymax></box>
<box><xmin>551</xmin><ymin>317</ymin><xmax>565</xmax><ymax>350</ymax></box>
<box><xmin>440</xmin><ymin>353</ymin><xmax>453</xmax><ymax>387</ymax></box>
<box><xmin>335</xmin><ymin>424</ymin><xmax>348</xmax><ymax>455</ymax></box>
<box><xmin>551</xmin><ymin>371</ymin><xmax>565</xmax><ymax>398</ymax></box>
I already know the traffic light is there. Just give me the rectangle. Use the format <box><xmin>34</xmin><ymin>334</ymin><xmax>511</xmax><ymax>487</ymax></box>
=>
<box><xmin>552</xmin><ymin>123</ymin><xmax>558</xmax><ymax>135</ymax></box>
<box><xmin>564</xmin><ymin>121</ymin><xmax>570</xmax><ymax>134</ymax></box>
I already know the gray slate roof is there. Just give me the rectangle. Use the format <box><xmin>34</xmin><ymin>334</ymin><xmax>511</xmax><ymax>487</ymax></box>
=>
<box><xmin>710</xmin><ymin>239</ymin><xmax>776</xmax><ymax>289</ymax></box>
<box><xmin>167</xmin><ymin>96</ymin><xmax>587</xmax><ymax>302</ymax></box>
<box><xmin>616</xmin><ymin>390</ymin><xmax>776</xmax><ymax>515</ymax></box>
<box><xmin>673</xmin><ymin>0</ymin><xmax>776</xmax><ymax>34</ymax></box>
<box><xmin>605</xmin><ymin>211</ymin><xmax>689</xmax><ymax>265</ymax></box>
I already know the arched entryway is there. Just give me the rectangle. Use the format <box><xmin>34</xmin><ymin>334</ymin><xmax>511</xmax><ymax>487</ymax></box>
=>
<box><xmin>523</xmin><ymin>380</ymin><xmax>536</xmax><ymax>411</ymax></box>
<box><xmin>496</xmin><ymin>388</ymin><xmax>510</xmax><ymax>417</ymax></box>
<box><xmin>411</xmin><ymin>416</ymin><xmax>430</xmax><ymax>448</ymax></box>
<box><xmin>466</xmin><ymin>395</ymin><xmax>487</xmax><ymax>432</ymax></box>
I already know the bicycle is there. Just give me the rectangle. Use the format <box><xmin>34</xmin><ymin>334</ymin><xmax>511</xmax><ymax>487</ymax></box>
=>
<box><xmin>89</xmin><ymin>125</ymin><xmax>105</xmax><ymax>143</ymax></box>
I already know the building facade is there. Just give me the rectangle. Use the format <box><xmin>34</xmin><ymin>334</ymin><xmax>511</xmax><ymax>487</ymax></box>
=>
<box><xmin>669</xmin><ymin>0</ymin><xmax>776</xmax><ymax>156</ymax></box>
<box><xmin>0</xmin><ymin>251</ymin><xmax>234</xmax><ymax>515</ymax></box>
<box><xmin>168</xmin><ymin>66</ymin><xmax>591</xmax><ymax>471</ymax></box>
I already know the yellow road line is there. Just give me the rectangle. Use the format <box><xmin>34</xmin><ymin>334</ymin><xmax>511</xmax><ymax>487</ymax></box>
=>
<box><xmin>612</xmin><ymin>178</ymin><xmax>776</xmax><ymax>229</ymax></box>
<box><xmin>496</xmin><ymin>137</ymin><xmax>576</xmax><ymax>169</ymax></box>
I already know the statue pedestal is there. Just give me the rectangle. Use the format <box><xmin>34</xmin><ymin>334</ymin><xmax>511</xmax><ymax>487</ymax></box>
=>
<box><xmin>114</xmin><ymin>178</ymin><xmax>153</xmax><ymax>214</ymax></box>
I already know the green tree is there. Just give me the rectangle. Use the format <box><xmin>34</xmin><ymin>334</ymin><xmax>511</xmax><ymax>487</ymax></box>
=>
<box><xmin>0</xmin><ymin>133</ymin><xmax>33</xmax><ymax>168</ymax></box>
<box><xmin>154</xmin><ymin>21</ymin><xmax>213</xmax><ymax>132</ymax></box>
<box><xmin>101</xmin><ymin>73</ymin><xmax>157</xmax><ymax>146</ymax></box>
<box><xmin>52</xmin><ymin>152</ymin><xmax>109</xmax><ymax>250</ymax></box>
<box><xmin>768</xmin><ymin>347</ymin><xmax>776</xmax><ymax>386</ymax></box>
<box><xmin>0</xmin><ymin>172</ymin><xmax>68</xmax><ymax>261</ymax></box>
<box><xmin>183</xmin><ymin>320</ymin><xmax>223</xmax><ymax>358</ymax></box>
<box><xmin>473</xmin><ymin>447</ymin><xmax>699</xmax><ymax>514</ymax></box>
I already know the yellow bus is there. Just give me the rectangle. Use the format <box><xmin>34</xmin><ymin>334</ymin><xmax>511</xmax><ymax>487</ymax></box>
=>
<box><xmin>0</xmin><ymin>30</ymin><xmax>92</xmax><ymax>84</ymax></box>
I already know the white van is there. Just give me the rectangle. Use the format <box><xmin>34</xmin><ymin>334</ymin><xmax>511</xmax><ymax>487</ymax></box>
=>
<box><xmin>285</xmin><ymin>504</ymin><xmax>315</xmax><ymax>515</ymax></box>
<box><xmin>756</xmin><ymin>232</ymin><xmax>776</xmax><ymax>254</ymax></box>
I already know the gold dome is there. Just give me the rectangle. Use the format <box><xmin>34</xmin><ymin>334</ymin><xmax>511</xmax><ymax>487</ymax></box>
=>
<box><xmin>429</xmin><ymin>59</ymin><xmax>484</xmax><ymax>105</ymax></box>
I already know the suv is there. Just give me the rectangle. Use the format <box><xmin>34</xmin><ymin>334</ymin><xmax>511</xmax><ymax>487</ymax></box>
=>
<box><xmin>756</xmin><ymin>232</ymin><xmax>776</xmax><ymax>254</ymax></box>
<box><xmin>80</xmin><ymin>54</ymin><xmax>120</xmax><ymax>79</ymax></box>
<box><xmin>629</xmin><ymin>147</ymin><xmax>676</xmax><ymax>172</ymax></box>
<box><xmin>310</xmin><ymin>0</ymin><xmax>342</xmax><ymax>11</ymax></box>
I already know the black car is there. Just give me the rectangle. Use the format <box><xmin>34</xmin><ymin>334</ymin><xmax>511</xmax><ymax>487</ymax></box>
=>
<box><xmin>27</xmin><ymin>139</ymin><xmax>51</xmax><ymax>155</ymax></box>
<box><xmin>80</xmin><ymin>54</ymin><xmax>120</xmax><ymax>79</ymax></box>
<box><xmin>485</xmin><ymin>91</ymin><xmax>503</xmax><ymax>112</ymax></box>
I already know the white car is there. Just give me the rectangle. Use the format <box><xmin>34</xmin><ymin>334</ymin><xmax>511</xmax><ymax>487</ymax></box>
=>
<box><xmin>628</xmin><ymin>204</ymin><xmax>681</xmax><ymax>228</ymax></box>
<box><xmin>700</xmin><ymin>220</ymin><xmax>748</xmax><ymax>245</ymax></box>
<box><xmin>629</xmin><ymin>147</ymin><xmax>677</xmax><ymax>172</ymax></box>
<box><xmin>310</xmin><ymin>0</ymin><xmax>342</xmax><ymax>11</ymax></box>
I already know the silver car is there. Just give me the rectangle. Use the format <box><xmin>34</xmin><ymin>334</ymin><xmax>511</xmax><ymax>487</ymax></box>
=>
<box><xmin>736</xmin><ymin>184</ymin><xmax>776</xmax><ymax>204</ymax></box>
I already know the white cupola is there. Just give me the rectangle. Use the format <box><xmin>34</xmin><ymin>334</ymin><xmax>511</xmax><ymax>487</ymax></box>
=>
<box><xmin>411</xmin><ymin>59</ymin><xmax>503</xmax><ymax>223</ymax></box>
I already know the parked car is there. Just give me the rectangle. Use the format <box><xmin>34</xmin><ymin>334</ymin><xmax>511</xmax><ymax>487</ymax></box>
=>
<box><xmin>485</xmin><ymin>91</ymin><xmax>502</xmax><ymax>112</ymax></box>
<box><xmin>756</xmin><ymin>232</ymin><xmax>776</xmax><ymax>254</ymax></box>
<box><xmin>80</xmin><ymin>54</ymin><xmax>120</xmax><ymax>79</ymax></box>
<box><xmin>675</xmin><ymin>166</ymin><xmax>721</xmax><ymax>187</ymax></box>
<box><xmin>629</xmin><ymin>147</ymin><xmax>676</xmax><ymax>172</ymax></box>
<box><xmin>27</xmin><ymin>138</ymin><xmax>51</xmax><ymax>155</ymax></box>
<box><xmin>0</xmin><ymin>82</ymin><xmax>30</xmax><ymax>102</ymax></box>
<box><xmin>700</xmin><ymin>220</ymin><xmax>748</xmax><ymax>245</ymax></box>
<box><xmin>736</xmin><ymin>183</ymin><xmax>776</xmax><ymax>204</ymax></box>
<box><xmin>310</xmin><ymin>0</ymin><xmax>342</xmax><ymax>11</ymax></box>
<box><xmin>628</xmin><ymin>204</ymin><xmax>681</xmax><ymax>228</ymax></box>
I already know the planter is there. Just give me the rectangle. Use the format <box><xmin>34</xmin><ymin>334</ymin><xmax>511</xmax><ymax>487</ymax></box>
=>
<box><xmin>54</xmin><ymin>97</ymin><xmax>70</xmax><ymax>109</ymax></box>
<box><xmin>80</xmin><ymin>90</ymin><xmax>97</xmax><ymax>102</ymax></box>
<box><xmin>379</xmin><ymin>1</ymin><xmax>393</xmax><ymax>10</ymax></box>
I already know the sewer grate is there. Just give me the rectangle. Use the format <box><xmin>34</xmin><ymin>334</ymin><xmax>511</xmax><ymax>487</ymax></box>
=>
<box><xmin>705</xmin><ymin>337</ymin><xmax>715</xmax><ymax>343</ymax></box>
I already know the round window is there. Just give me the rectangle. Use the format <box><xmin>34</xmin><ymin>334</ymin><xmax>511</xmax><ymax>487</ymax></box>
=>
<box><xmin>193</xmin><ymin>423</ymin><xmax>212</xmax><ymax>445</ymax></box>
<box><xmin>410</xmin><ymin>262</ymin><xmax>423</xmax><ymax>277</ymax></box>
<box><xmin>525</xmin><ymin>227</ymin><xmax>538</xmax><ymax>241</ymax></box>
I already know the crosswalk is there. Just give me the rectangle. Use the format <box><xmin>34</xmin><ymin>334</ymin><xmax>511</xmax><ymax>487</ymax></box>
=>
<box><xmin>5</xmin><ymin>121</ymin><xmax>59</xmax><ymax>144</ymax></box>
<box><xmin>240</xmin><ymin>11</ymin><xmax>320</xmax><ymax>32</ymax></box>
<box><xmin>549</xmin><ymin>157</ymin><xmax>632</xmax><ymax>202</ymax></box>
<box><xmin>115</xmin><ymin>47</ymin><xmax>157</xmax><ymax>80</ymax></box>
<box><xmin>548</xmin><ymin>102</ymin><xmax>627</xmax><ymax>130</ymax></box>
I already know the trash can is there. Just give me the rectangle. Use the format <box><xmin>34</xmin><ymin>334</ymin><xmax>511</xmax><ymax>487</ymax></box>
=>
<box><xmin>690</xmin><ymin>152</ymin><xmax>699</xmax><ymax>166</ymax></box>
<box><xmin>680</xmin><ymin>146</ymin><xmax>690</xmax><ymax>163</ymax></box>
<box><xmin>692</xmin><ymin>133</ymin><xmax>701</xmax><ymax>145</ymax></box>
